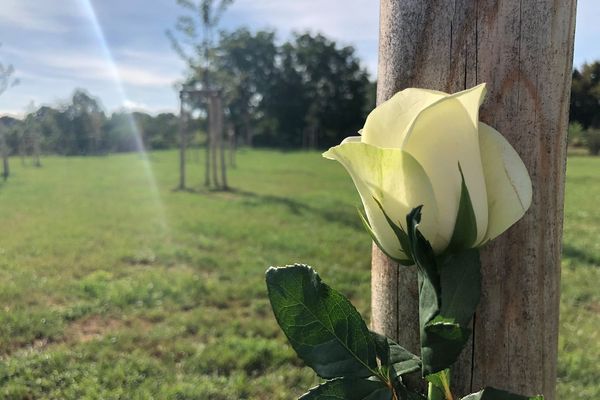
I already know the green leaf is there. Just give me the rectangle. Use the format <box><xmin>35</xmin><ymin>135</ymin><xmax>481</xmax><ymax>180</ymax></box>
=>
<box><xmin>461</xmin><ymin>387</ymin><xmax>543</xmax><ymax>400</ymax></box>
<box><xmin>299</xmin><ymin>378</ymin><xmax>392</xmax><ymax>400</ymax></box>
<box><xmin>371</xmin><ymin>331</ymin><xmax>421</xmax><ymax>376</ymax></box>
<box><xmin>358</xmin><ymin>206</ymin><xmax>413</xmax><ymax>266</ymax></box>
<box><xmin>447</xmin><ymin>165</ymin><xmax>478</xmax><ymax>251</ymax></box>
<box><xmin>266</xmin><ymin>264</ymin><xmax>378</xmax><ymax>379</ymax></box>
<box><xmin>405</xmin><ymin>207</ymin><xmax>481</xmax><ymax>375</ymax></box>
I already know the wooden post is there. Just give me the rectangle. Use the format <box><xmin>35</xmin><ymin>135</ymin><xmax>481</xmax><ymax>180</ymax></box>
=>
<box><xmin>205</xmin><ymin>97</ymin><xmax>211</xmax><ymax>188</ymax></box>
<box><xmin>215</xmin><ymin>94</ymin><xmax>228</xmax><ymax>190</ymax></box>
<box><xmin>372</xmin><ymin>1</ymin><xmax>576</xmax><ymax>399</ymax></box>
<box><xmin>208</xmin><ymin>94</ymin><xmax>219</xmax><ymax>188</ymax></box>
<box><xmin>178</xmin><ymin>92</ymin><xmax>187</xmax><ymax>190</ymax></box>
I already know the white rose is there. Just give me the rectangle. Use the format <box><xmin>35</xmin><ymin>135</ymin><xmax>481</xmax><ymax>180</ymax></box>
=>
<box><xmin>323</xmin><ymin>84</ymin><xmax>532</xmax><ymax>263</ymax></box>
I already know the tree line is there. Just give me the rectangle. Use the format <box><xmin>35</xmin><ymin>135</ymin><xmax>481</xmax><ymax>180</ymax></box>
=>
<box><xmin>178</xmin><ymin>28</ymin><xmax>374</xmax><ymax>149</ymax></box>
<box><xmin>569</xmin><ymin>61</ymin><xmax>600</xmax><ymax>155</ymax></box>
<box><xmin>1</xmin><ymin>35</ymin><xmax>597</xmax><ymax>158</ymax></box>
<box><xmin>0</xmin><ymin>90</ymin><xmax>179</xmax><ymax>157</ymax></box>
<box><xmin>0</xmin><ymin>29</ymin><xmax>374</xmax><ymax>158</ymax></box>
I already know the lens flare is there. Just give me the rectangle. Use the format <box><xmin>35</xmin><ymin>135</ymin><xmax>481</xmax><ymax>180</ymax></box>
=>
<box><xmin>79</xmin><ymin>0</ymin><xmax>169</xmax><ymax>234</ymax></box>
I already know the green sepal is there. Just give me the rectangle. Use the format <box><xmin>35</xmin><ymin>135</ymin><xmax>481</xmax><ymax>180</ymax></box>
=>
<box><xmin>358</xmin><ymin>206</ymin><xmax>413</xmax><ymax>266</ymax></box>
<box><xmin>426</xmin><ymin>369</ymin><xmax>451</xmax><ymax>400</ymax></box>
<box><xmin>372</xmin><ymin>197</ymin><xmax>414</xmax><ymax>266</ymax></box>
<box><xmin>393</xmin><ymin>380</ymin><xmax>428</xmax><ymax>400</ymax></box>
<box><xmin>371</xmin><ymin>331</ymin><xmax>421</xmax><ymax>376</ymax></box>
<box><xmin>266</xmin><ymin>264</ymin><xmax>378</xmax><ymax>379</ymax></box>
<box><xmin>461</xmin><ymin>387</ymin><xmax>544</xmax><ymax>400</ymax></box>
<box><xmin>299</xmin><ymin>378</ymin><xmax>393</xmax><ymax>400</ymax></box>
<box><xmin>447</xmin><ymin>164</ymin><xmax>479</xmax><ymax>252</ymax></box>
<box><xmin>405</xmin><ymin>207</ymin><xmax>482</xmax><ymax>376</ymax></box>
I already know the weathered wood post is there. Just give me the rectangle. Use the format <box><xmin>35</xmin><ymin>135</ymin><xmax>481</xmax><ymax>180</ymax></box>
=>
<box><xmin>178</xmin><ymin>91</ymin><xmax>187</xmax><ymax>190</ymax></box>
<box><xmin>371</xmin><ymin>1</ymin><xmax>577</xmax><ymax>399</ymax></box>
<box><xmin>215</xmin><ymin>94</ymin><xmax>228</xmax><ymax>190</ymax></box>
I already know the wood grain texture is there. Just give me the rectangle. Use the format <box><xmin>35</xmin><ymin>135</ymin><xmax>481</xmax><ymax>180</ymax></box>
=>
<box><xmin>372</xmin><ymin>1</ymin><xmax>577</xmax><ymax>398</ymax></box>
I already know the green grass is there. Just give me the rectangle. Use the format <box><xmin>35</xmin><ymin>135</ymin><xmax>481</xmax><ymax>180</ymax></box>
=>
<box><xmin>0</xmin><ymin>150</ymin><xmax>597</xmax><ymax>399</ymax></box>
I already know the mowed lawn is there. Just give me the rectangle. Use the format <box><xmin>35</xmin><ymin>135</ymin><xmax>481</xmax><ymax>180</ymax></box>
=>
<box><xmin>0</xmin><ymin>150</ymin><xmax>597</xmax><ymax>399</ymax></box>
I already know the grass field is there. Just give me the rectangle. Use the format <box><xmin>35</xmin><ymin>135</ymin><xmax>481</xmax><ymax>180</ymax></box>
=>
<box><xmin>0</xmin><ymin>149</ymin><xmax>598</xmax><ymax>399</ymax></box>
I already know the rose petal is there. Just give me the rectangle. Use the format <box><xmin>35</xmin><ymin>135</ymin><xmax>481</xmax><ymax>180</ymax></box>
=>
<box><xmin>361</xmin><ymin>88</ymin><xmax>447</xmax><ymax>149</ymax></box>
<box><xmin>323</xmin><ymin>141</ymin><xmax>443</xmax><ymax>257</ymax></box>
<box><xmin>449</xmin><ymin>83</ymin><xmax>487</xmax><ymax>129</ymax></box>
<box><xmin>401</xmin><ymin>95</ymin><xmax>489</xmax><ymax>247</ymax></box>
<box><xmin>478</xmin><ymin>122</ymin><xmax>533</xmax><ymax>243</ymax></box>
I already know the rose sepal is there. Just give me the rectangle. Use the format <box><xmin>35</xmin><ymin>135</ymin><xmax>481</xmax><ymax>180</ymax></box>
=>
<box><xmin>404</xmin><ymin>206</ymin><xmax>482</xmax><ymax>377</ymax></box>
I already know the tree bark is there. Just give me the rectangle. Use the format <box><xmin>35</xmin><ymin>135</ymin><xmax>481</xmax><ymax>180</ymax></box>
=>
<box><xmin>1</xmin><ymin>130</ymin><xmax>9</xmax><ymax>181</ymax></box>
<box><xmin>372</xmin><ymin>1</ymin><xmax>576</xmax><ymax>399</ymax></box>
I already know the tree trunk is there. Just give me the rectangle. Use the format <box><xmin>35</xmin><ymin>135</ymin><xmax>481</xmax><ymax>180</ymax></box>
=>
<box><xmin>244</xmin><ymin>112</ymin><xmax>252</xmax><ymax>147</ymax></box>
<box><xmin>372</xmin><ymin>1</ymin><xmax>576</xmax><ymax>399</ymax></box>
<box><xmin>33</xmin><ymin>132</ymin><xmax>41</xmax><ymax>168</ymax></box>
<box><xmin>1</xmin><ymin>130</ymin><xmax>9</xmax><ymax>181</ymax></box>
<box><xmin>228</xmin><ymin>125</ymin><xmax>236</xmax><ymax>168</ymax></box>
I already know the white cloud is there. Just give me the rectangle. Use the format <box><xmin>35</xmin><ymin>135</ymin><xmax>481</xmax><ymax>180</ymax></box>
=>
<box><xmin>224</xmin><ymin>0</ymin><xmax>379</xmax><ymax>75</ymax></box>
<box><xmin>5</xmin><ymin>47</ymin><xmax>178</xmax><ymax>88</ymax></box>
<box><xmin>122</xmin><ymin>99</ymin><xmax>149</xmax><ymax>110</ymax></box>
<box><xmin>0</xmin><ymin>0</ymin><xmax>81</xmax><ymax>33</ymax></box>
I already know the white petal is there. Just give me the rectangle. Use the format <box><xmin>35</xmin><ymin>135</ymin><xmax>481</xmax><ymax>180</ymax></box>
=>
<box><xmin>478</xmin><ymin>123</ymin><xmax>532</xmax><ymax>243</ymax></box>
<box><xmin>341</xmin><ymin>136</ymin><xmax>361</xmax><ymax>144</ymax></box>
<box><xmin>323</xmin><ymin>142</ymin><xmax>443</xmax><ymax>257</ymax></box>
<box><xmin>401</xmin><ymin>96</ymin><xmax>489</xmax><ymax>247</ymax></box>
<box><xmin>449</xmin><ymin>83</ymin><xmax>487</xmax><ymax>129</ymax></box>
<box><xmin>361</xmin><ymin>88</ymin><xmax>447</xmax><ymax>149</ymax></box>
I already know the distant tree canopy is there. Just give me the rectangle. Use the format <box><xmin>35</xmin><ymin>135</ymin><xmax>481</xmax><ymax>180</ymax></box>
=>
<box><xmin>570</xmin><ymin>62</ymin><xmax>600</xmax><ymax>129</ymax></box>
<box><xmin>0</xmin><ymin>89</ymin><xmax>179</xmax><ymax>156</ymax></box>
<box><xmin>187</xmin><ymin>28</ymin><xmax>373</xmax><ymax>149</ymax></box>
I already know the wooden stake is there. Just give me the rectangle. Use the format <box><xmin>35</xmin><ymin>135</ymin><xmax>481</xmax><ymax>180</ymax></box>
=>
<box><xmin>178</xmin><ymin>93</ymin><xmax>187</xmax><ymax>190</ymax></box>
<box><xmin>372</xmin><ymin>1</ymin><xmax>576</xmax><ymax>398</ymax></box>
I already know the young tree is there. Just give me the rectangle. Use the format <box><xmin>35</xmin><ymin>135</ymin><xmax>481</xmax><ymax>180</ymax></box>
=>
<box><xmin>0</xmin><ymin>44</ymin><xmax>18</xmax><ymax>180</ymax></box>
<box><xmin>168</xmin><ymin>0</ymin><xmax>234</xmax><ymax>190</ymax></box>
<box><xmin>23</xmin><ymin>102</ymin><xmax>42</xmax><ymax>167</ymax></box>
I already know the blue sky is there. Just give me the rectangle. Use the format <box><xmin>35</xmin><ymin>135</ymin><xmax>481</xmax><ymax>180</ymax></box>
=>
<box><xmin>0</xmin><ymin>0</ymin><xmax>597</xmax><ymax>117</ymax></box>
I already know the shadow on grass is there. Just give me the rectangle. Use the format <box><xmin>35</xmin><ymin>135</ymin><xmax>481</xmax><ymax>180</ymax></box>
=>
<box><xmin>563</xmin><ymin>244</ymin><xmax>600</xmax><ymax>267</ymax></box>
<box><xmin>171</xmin><ymin>185</ymin><xmax>364</xmax><ymax>231</ymax></box>
<box><xmin>230</xmin><ymin>188</ymin><xmax>364</xmax><ymax>231</ymax></box>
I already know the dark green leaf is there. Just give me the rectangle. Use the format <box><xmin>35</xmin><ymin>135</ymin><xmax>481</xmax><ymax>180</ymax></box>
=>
<box><xmin>447</xmin><ymin>165</ymin><xmax>478</xmax><ymax>252</ymax></box>
<box><xmin>371</xmin><ymin>331</ymin><xmax>421</xmax><ymax>376</ymax></box>
<box><xmin>266</xmin><ymin>264</ymin><xmax>378</xmax><ymax>378</ymax></box>
<box><xmin>461</xmin><ymin>387</ymin><xmax>543</xmax><ymax>400</ymax></box>
<box><xmin>299</xmin><ymin>378</ymin><xmax>392</xmax><ymax>400</ymax></box>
